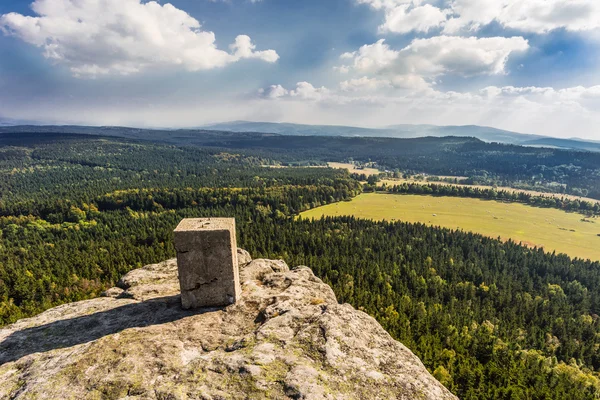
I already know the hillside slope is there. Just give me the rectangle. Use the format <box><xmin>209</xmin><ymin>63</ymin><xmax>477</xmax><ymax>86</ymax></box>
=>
<box><xmin>204</xmin><ymin>121</ymin><xmax>600</xmax><ymax>152</ymax></box>
<box><xmin>2</xmin><ymin>123</ymin><xmax>599</xmax><ymax>152</ymax></box>
<box><xmin>0</xmin><ymin>250</ymin><xmax>455</xmax><ymax>400</ymax></box>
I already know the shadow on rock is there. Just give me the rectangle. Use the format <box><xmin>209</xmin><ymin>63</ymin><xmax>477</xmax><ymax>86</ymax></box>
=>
<box><xmin>0</xmin><ymin>295</ymin><xmax>221</xmax><ymax>365</ymax></box>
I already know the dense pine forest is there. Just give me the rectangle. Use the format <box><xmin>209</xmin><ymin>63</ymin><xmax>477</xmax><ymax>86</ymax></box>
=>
<box><xmin>0</xmin><ymin>133</ymin><xmax>360</xmax><ymax>320</ymax></box>
<box><xmin>2</xmin><ymin>131</ymin><xmax>600</xmax><ymax>398</ymax></box>
<box><xmin>4</xmin><ymin>127</ymin><xmax>600</xmax><ymax>200</ymax></box>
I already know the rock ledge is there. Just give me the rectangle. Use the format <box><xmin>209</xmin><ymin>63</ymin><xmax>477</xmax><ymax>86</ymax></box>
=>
<box><xmin>0</xmin><ymin>249</ymin><xmax>456</xmax><ymax>399</ymax></box>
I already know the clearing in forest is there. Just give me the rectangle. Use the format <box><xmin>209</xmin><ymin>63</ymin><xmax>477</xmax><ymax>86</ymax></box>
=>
<box><xmin>378</xmin><ymin>178</ymin><xmax>600</xmax><ymax>204</ymax></box>
<box><xmin>327</xmin><ymin>162</ymin><xmax>381</xmax><ymax>176</ymax></box>
<box><xmin>300</xmin><ymin>193</ymin><xmax>600</xmax><ymax>261</ymax></box>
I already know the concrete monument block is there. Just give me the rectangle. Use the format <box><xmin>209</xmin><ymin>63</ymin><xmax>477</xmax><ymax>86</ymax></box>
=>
<box><xmin>174</xmin><ymin>218</ymin><xmax>241</xmax><ymax>309</ymax></box>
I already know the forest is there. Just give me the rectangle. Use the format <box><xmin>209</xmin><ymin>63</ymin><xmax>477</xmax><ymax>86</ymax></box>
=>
<box><xmin>4</xmin><ymin>128</ymin><xmax>600</xmax><ymax>200</ymax></box>
<box><xmin>2</xmin><ymin>131</ymin><xmax>600</xmax><ymax>398</ymax></box>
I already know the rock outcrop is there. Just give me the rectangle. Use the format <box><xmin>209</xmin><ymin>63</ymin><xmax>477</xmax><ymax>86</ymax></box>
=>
<box><xmin>0</xmin><ymin>249</ymin><xmax>457</xmax><ymax>399</ymax></box>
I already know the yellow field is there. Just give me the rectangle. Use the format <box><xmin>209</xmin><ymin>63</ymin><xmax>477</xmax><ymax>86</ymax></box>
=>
<box><xmin>300</xmin><ymin>193</ymin><xmax>600</xmax><ymax>261</ymax></box>
<box><xmin>379</xmin><ymin>178</ymin><xmax>600</xmax><ymax>205</ymax></box>
<box><xmin>327</xmin><ymin>162</ymin><xmax>381</xmax><ymax>176</ymax></box>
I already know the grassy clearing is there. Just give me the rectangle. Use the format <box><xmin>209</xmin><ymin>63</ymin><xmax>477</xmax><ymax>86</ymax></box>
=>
<box><xmin>300</xmin><ymin>193</ymin><xmax>600</xmax><ymax>261</ymax></box>
<box><xmin>379</xmin><ymin>178</ymin><xmax>600</xmax><ymax>204</ymax></box>
<box><xmin>327</xmin><ymin>162</ymin><xmax>381</xmax><ymax>176</ymax></box>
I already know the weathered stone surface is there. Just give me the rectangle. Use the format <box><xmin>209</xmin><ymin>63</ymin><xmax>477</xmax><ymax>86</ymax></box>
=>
<box><xmin>0</xmin><ymin>251</ymin><xmax>457</xmax><ymax>400</ymax></box>
<box><xmin>174</xmin><ymin>218</ymin><xmax>241</xmax><ymax>309</ymax></box>
<box><xmin>240</xmin><ymin>258</ymin><xmax>290</xmax><ymax>283</ymax></box>
<box><xmin>237</xmin><ymin>248</ymin><xmax>252</xmax><ymax>266</ymax></box>
<box><xmin>100</xmin><ymin>287</ymin><xmax>124</xmax><ymax>298</ymax></box>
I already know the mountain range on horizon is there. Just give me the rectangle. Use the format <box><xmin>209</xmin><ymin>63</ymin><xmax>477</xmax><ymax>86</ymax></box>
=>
<box><xmin>202</xmin><ymin>121</ymin><xmax>600</xmax><ymax>152</ymax></box>
<box><xmin>1</xmin><ymin>118</ymin><xmax>600</xmax><ymax>153</ymax></box>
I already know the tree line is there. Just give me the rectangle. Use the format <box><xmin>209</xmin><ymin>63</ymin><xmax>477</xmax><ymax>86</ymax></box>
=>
<box><xmin>378</xmin><ymin>182</ymin><xmax>600</xmax><ymax>216</ymax></box>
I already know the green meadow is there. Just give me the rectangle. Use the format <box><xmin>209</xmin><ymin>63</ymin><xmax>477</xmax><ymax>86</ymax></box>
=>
<box><xmin>300</xmin><ymin>193</ymin><xmax>600</xmax><ymax>261</ymax></box>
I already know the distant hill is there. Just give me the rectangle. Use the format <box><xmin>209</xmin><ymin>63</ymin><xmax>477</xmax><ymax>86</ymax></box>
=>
<box><xmin>1</xmin><ymin>122</ymin><xmax>599</xmax><ymax>152</ymax></box>
<box><xmin>0</xmin><ymin>117</ymin><xmax>37</xmax><ymax>127</ymax></box>
<box><xmin>204</xmin><ymin>121</ymin><xmax>600</xmax><ymax>152</ymax></box>
<box><xmin>520</xmin><ymin>137</ymin><xmax>600</xmax><ymax>153</ymax></box>
<box><xmin>203</xmin><ymin>121</ymin><xmax>539</xmax><ymax>142</ymax></box>
<box><xmin>384</xmin><ymin>124</ymin><xmax>545</xmax><ymax>143</ymax></box>
<box><xmin>202</xmin><ymin>121</ymin><xmax>390</xmax><ymax>137</ymax></box>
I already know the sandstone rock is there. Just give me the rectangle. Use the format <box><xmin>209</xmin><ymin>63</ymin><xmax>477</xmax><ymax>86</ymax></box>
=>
<box><xmin>0</xmin><ymin>251</ymin><xmax>457</xmax><ymax>400</ymax></box>
<box><xmin>237</xmin><ymin>248</ymin><xmax>252</xmax><ymax>266</ymax></box>
<box><xmin>101</xmin><ymin>287</ymin><xmax>125</xmax><ymax>298</ymax></box>
<box><xmin>240</xmin><ymin>258</ymin><xmax>290</xmax><ymax>283</ymax></box>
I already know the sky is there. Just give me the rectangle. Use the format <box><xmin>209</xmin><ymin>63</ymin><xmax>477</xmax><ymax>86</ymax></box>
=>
<box><xmin>0</xmin><ymin>0</ymin><xmax>599</xmax><ymax>139</ymax></box>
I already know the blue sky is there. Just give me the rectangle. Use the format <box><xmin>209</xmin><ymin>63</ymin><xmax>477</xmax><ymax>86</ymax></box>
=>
<box><xmin>0</xmin><ymin>0</ymin><xmax>599</xmax><ymax>138</ymax></box>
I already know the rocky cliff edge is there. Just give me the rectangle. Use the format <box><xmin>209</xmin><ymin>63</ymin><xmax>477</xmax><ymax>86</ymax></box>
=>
<box><xmin>0</xmin><ymin>250</ymin><xmax>457</xmax><ymax>400</ymax></box>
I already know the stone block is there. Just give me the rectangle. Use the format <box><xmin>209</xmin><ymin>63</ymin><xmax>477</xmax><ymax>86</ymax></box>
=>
<box><xmin>174</xmin><ymin>218</ymin><xmax>241</xmax><ymax>308</ymax></box>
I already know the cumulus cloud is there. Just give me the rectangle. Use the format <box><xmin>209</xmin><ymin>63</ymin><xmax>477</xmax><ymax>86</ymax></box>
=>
<box><xmin>446</xmin><ymin>0</ymin><xmax>600</xmax><ymax>34</ymax></box>
<box><xmin>336</xmin><ymin>36</ymin><xmax>528</xmax><ymax>92</ymax></box>
<box><xmin>356</xmin><ymin>0</ymin><xmax>414</xmax><ymax>11</ymax></box>
<box><xmin>480</xmin><ymin>85</ymin><xmax>600</xmax><ymax>111</ymax></box>
<box><xmin>358</xmin><ymin>0</ymin><xmax>447</xmax><ymax>34</ymax></box>
<box><xmin>257</xmin><ymin>81</ymin><xmax>387</xmax><ymax>106</ymax></box>
<box><xmin>442</xmin><ymin>0</ymin><xmax>504</xmax><ymax>34</ymax></box>
<box><xmin>230</xmin><ymin>35</ymin><xmax>279</xmax><ymax>63</ymax></box>
<box><xmin>401</xmin><ymin>36</ymin><xmax>529</xmax><ymax>76</ymax></box>
<box><xmin>357</xmin><ymin>0</ymin><xmax>600</xmax><ymax>35</ymax></box>
<box><xmin>259</xmin><ymin>82</ymin><xmax>329</xmax><ymax>101</ymax></box>
<box><xmin>254</xmin><ymin>80</ymin><xmax>600</xmax><ymax>139</ymax></box>
<box><xmin>289</xmin><ymin>82</ymin><xmax>330</xmax><ymax>101</ymax></box>
<box><xmin>340</xmin><ymin>76</ymin><xmax>391</xmax><ymax>91</ymax></box>
<box><xmin>389</xmin><ymin>74</ymin><xmax>431</xmax><ymax>90</ymax></box>
<box><xmin>379</xmin><ymin>4</ymin><xmax>447</xmax><ymax>34</ymax></box>
<box><xmin>0</xmin><ymin>0</ymin><xmax>279</xmax><ymax>78</ymax></box>
<box><xmin>258</xmin><ymin>84</ymin><xmax>289</xmax><ymax>99</ymax></box>
<box><xmin>340</xmin><ymin>39</ymin><xmax>399</xmax><ymax>74</ymax></box>
<box><xmin>260</xmin><ymin>80</ymin><xmax>600</xmax><ymax>112</ymax></box>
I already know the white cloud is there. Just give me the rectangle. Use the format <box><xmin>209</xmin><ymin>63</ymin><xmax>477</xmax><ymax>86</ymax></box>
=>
<box><xmin>3</xmin><ymin>79</ymin><xmax>600</xmax><ymax>139</ymax></box>
<box><xmin>337</xmin><ymin>36</ymin><xmax>529</xmax><ymax>92</ymax></box>
<box><xmin>340</xmin><ymin>39</ymin><xmax>399</xmax><ymax>74</ymax></box>
<box><xmin>481</xmin><ymin>85</ymin><xmax>600</xmax><ymax>111</ymax></box>
<box><xmin>255</xmin><ymin>80</ymin><xmax>600</xmax><ymax>138</ymax></box>
<box><xmin>261</xmin><ymin>81</ymin><xmax>600</xmax><ymax>111</ymax></box>
<box><xmin>389</xmin><ymin>74</ymin><xmax>431</xmax><ymax>90</ymax></box>
<box><xmin>258</xmin><ymin>81</ymin><xmax>386</xmax><ymax>106</ymax></box>
<box><xmin>289</xmin><ymin>82</ymin><xmax>330</xmax><ymax>101</ymax></box>
<box><xmin>400</xmin><ymin>36</ymin><xmax>529</xmax><ymax>77</ymax></box>
<box><xmin>442</xmin><ymin>0</ymin><xmax>504</xmax><ymax>34</ymax></box>
<box><xmin>497</xmin><ymin>0</ymin><xmax>600</xmax><ymax>33</ymax></box>
<box><xmin>0</xmin><ymin>0</ymin><xmax>278</xmax><ymax>78</ymax></box>
<box><xmin>333</xmin><ymin>65</ymin><xmax>350</xmax><ymax>74</ymax></box>
<box><xmin>357</xmin><ymin>0</ymin><xmax>600</xmax><ymax>35</ymax></box>
<box><xmin>358</xmin><ymin>0</ymin><xmax>446</xmax><ymax>34</ymax></box>
<box><xmin>230</xmin><ymin>35</ymin><xmax>279</xmax><ymax>63</ymax></box>
<box><xmin>356</xmin><ymin>0</ymin><xmax>414</xmax><ymax>11</ymax></box>
<box><xmin>258</xmin><ymin>84</ymin><xmax>289</xmax><ymax>99</ymax></box>
<box><xmin>379</xmin><ymin>4</ymin><xmax>448</xmax><ymax>34</ymax></box>
<box><xmin>340</xmin><ymin>76</ymin><xmax>391</xmax><ymax>91</ymax></box>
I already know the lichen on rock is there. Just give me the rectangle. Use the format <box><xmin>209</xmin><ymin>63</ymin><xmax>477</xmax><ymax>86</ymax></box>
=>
<box><xmin>0</xmin><ymin>250</ymin><xmax>457</xmax><ymax>400</ymax></box>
